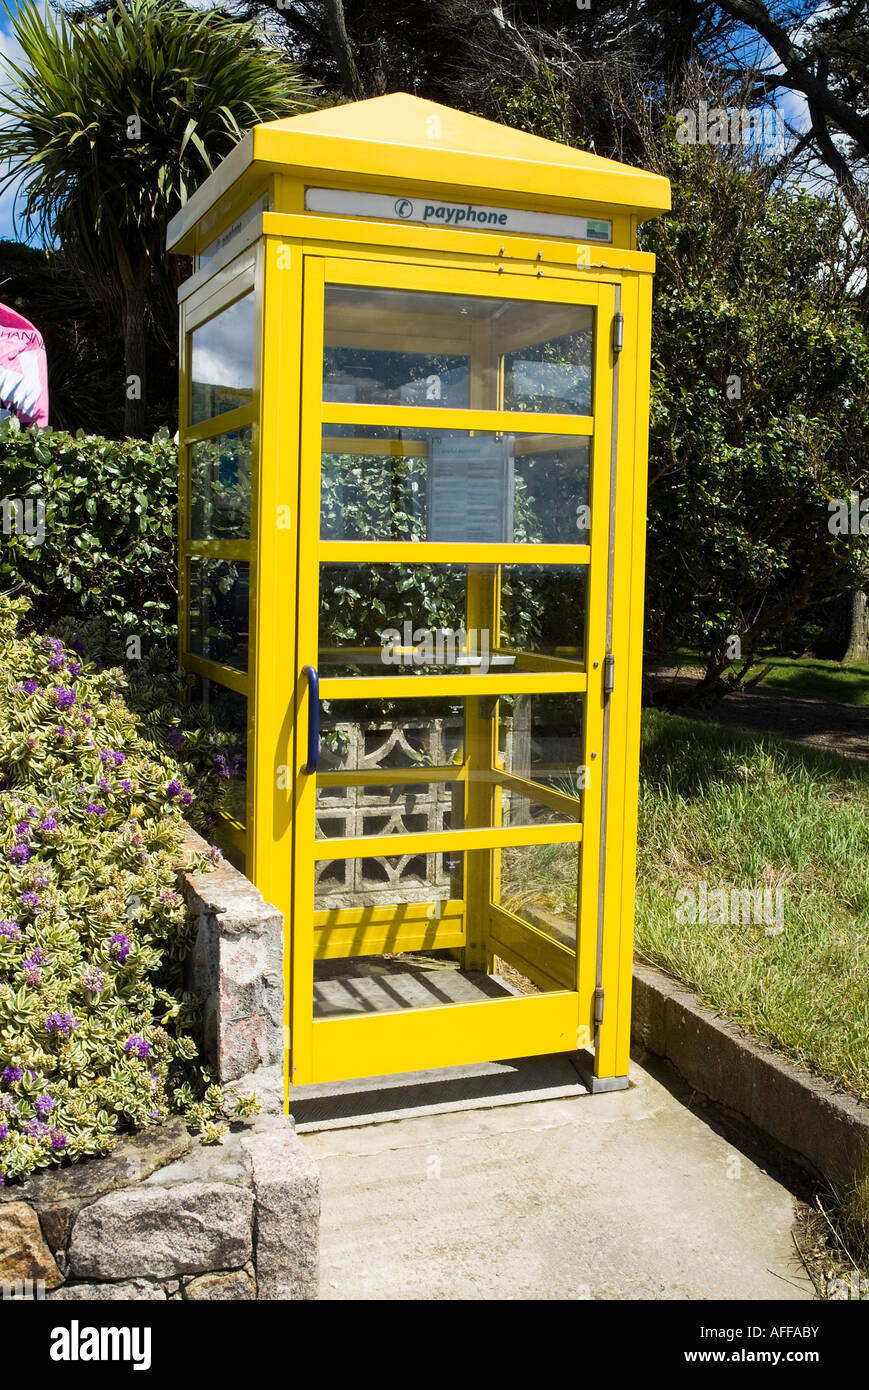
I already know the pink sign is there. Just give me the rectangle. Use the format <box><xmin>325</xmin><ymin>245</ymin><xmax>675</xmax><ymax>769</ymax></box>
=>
<box><xmin>0</xmin><ymin>302</ymin><xmax>49</xmax><ymax>429</ymax></box>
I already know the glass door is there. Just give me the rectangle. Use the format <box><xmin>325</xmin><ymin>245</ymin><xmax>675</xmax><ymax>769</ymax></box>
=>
<box><xmin>290</xmin><ymin>255</ymin><xmax>615</xmax><ymax>1086</ymax></box>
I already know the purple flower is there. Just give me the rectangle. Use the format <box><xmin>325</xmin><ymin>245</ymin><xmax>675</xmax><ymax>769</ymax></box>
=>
<box><xmin>45</xmin><ymin>1012</ymin><xmax>77</xmax><ymax>1036</ymax></box>
<box><xmin>113</xmin><ymin>751</ymin><xmax>126</xmax><ymax>766</ymax></box>
<box><xmin>37</xmin><ymin>816</ymin><xmax>58</xmax><ymax>832</ymax></box>
<box><xmin>160</xmin><ymin>891</ymin><xmax>179</xmax><ymax>907</ymax></box>
<box><xmin>35</xmin><ymin>1095</ymin><xmax>53</xmax><ymax>1117</ymax></box>
<box><xmin>99</xmin><ymin>750</ymin><xmax>112</xmax><ymax>764</ymax></box>
<box><xmin>27</xmin><ymin>1118</ymin><xmax>49</xmax><ymax>1139</ymax></box>
<box><xmin>56</xmin><ymin>726</ymin><xmax>68</xmax><ymax>741</ymax></box>
<box><xmin>0</xmin><ymin>1096</ymin><xmax>16</xmax><ymax>1113</ymax></box>
<box><xmin>167</xmin><ymin>730</ymin><xmax>185</xmax><ymax>749</ymax></box>
<box><xmin>166</xmin><ymin>780</ymin><xmax>183</xmax><ymax>799</ymax></box>
<box><xmin>16</xmin><ymin>822</ymin><xmax>31</xmax><ymax>839</ymax></box>
<box><xmin>67</xmin><ymin>660</ymin><xmax>82</xmax><ymax>677</ymax></box>
<box><xmin>54</xmin><ymin>686</ymin><xmax>76</xmax><ymax>709</ymax></box>
<box><xmin>81</xmin><ymin>714</ymin><xmax>92</xmax><ymax>727</ymax></box>
<box><xmin>21</xmin><ymin>891</ymin><xmax>40</xmax><ymax>908</ymax></box>
<box><xmin>119</xmin><ymin>780</ymin><xmax>132</xmax><ymax>793</ymax></box>
<box><xmin>42</xmin><ymin>637</ymin><xmax>62</xmax><ymax>653</ymax></box>
<box><xmin>0</xmin><ymin>921</ymin><xmax>20</xmax><ymax>941</ymax></box>
<box><xmin>180</xmin><ymin>791</ymin><xmax>193</xmax><ymax>807</ymax></box>
<box><xmin>124</xmin><ymin>1035</ymin><xmax>150</xmax><ymax>1059</ymax></box>
<box><xmin>84</xmin><ymin>804</ymin><xmax>106</xmax><ymax>816</ymax></box>
<box><xmin>0</xmin><ymin>1125</ymin><xmax>8</xmax><ymax>1140</ymax></box>
<box><xmin>97</xmin><ymin>778</ymin><xmax>111</xmax><ymax>793</ymax></box>
<box><xmin>21</xmin><ymin>960</ymin><xmax>41</xmax><ymax>986</ymax></box>
<box><xmin>110</xmin><ymin>932</ymin><xmax>130</xmax><ymax>964</ymax></box>
<box><xmin>29</xmin><ymin>947</ymin><xmax>44</xmax><ymax>964</ymax></box>
<box><xmin>83</xmin><ymin>966</ymin><xmax>104</xmax><ymax>995</ymax></box>
<box><xmin>9</xmin><ymin>844</ymin><xmax>32</xmax><ymax>865</ymax></box>
<box><xmin>22</xmin><ymin>679</ymin><xmax>39</xmax><ymax>696</ymax></box>
<box><xmin>205</xmin><ymin>845</ymin><xmax>223</xmax><ymax>866</ymax></box>
<box><xmin>50</xmin><ymin>1130</ymin><xmax>66</xmax><ymax>1150</ymax></box>
<box><xmin>71</xmin><ymin>635</ymin><xmax>85</xmax><ymax>655</ymax></box>
<box><xmin>47</xmin><ymin>654</ymin><xmax>64</xmax><ymax>672</ymax></box>
<box><xmin>1</xmin><ymin>1066</ymin><xmax>23</xmax><ymax>1085</ymax></box>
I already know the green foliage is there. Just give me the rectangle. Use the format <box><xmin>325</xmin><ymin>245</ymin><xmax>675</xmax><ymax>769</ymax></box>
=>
<box><xmin>0</xmin><ymin>0</ymin><xmax>312</xmax><ymax>432</ymax></box>
<box><xmin>0</xmin><ymin>592</ymin><xmax>246</xmax><ymax>1183</ymax></box>
<box><xmin>641</xmin><ymin>142</ymin><xmax>869</xmax><ymax>667</ymax></box>
<box><xmin>0</xmin><ymin>419</ymin><xmax>177</xmax><ymax>648</ymax></box>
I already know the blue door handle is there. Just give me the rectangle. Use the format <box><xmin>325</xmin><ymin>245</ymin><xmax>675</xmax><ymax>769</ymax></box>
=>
<box><xmin>302</xmin><ymin>665</ymin><xmax>319</xmax><ymax>774</ymax></box>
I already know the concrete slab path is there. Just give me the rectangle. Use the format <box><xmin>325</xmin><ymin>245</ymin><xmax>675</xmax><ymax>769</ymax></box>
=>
<box><xmin>300</xmin><ymin>1056</ymin><xmax>815</xmax><ymax>1300</ymax></box>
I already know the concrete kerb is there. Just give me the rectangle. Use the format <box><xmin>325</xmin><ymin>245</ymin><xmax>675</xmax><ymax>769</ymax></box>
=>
<box><xmin>631</xmin><ymin>961</ymin><xmax>869</xmax><ymax>1196</ymax></box>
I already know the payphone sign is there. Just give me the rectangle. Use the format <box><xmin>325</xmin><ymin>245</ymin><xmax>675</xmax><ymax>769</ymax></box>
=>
<box><xmin>305</xmin><ymin>187</ymin><xmax>612</xmax><ymax>243</ymax></box>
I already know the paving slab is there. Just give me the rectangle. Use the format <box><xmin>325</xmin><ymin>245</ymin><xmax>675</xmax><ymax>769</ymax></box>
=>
<box><xmin>301</xmin><ymin>1056</ymin><xmax>815</xmax><ymax>1300</ymax></box>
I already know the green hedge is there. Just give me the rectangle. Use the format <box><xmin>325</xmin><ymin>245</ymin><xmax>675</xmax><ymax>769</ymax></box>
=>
<box><xmin>0</xmin><ymin>421</ymin><xmax>177</xmax><ymax>649</ymax></box>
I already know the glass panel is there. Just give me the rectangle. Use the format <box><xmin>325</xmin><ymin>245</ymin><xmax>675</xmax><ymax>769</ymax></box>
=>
<box><xmin>311</xmin><ymin>830</ymin><xmax>579</xmax><ymax>1014</ymax></box>
<box><xmin>493</xmin><ymin>840</ymin><xmax>580</xmax><ymax>990</ymax></box>
<box><xmin>190</xmin><ymin>428</ymin><xmax>252</xmax><ymax>540</ymax></box>
<box><xmin>501</xmin><ymin>565</ymin><xmax>587</xmax><ymax>661</ymax></box>
<box><xmin>317</xmin><ymin>780</ymin><xmax>464</xmax><ymax>833</ymax></box>
<box><xmin>181</xmin><ymin>675</ymin><xmax>248</xmax><ymax>831</ymax></box>
<box><xmin>191</xmin><ymin>292</ymin><xmax>255</xmax><ymax>424</ymax></box>
<box><xmin>319</xmin><ymin>562</ymin><xmax>467</xmax><ymax>675</ymax></box>
<box><xmin>314</xmin><ymin>947</ymin><xmax>523</xmax><ymax>1020</ymax></box>
<box><xmin>188</xmin><ymin>558</ymin><xmax>249</xmax><ymax>671</ymax></box>
<box><xmin>320</xmin><ymin>428</ymin><xmax>590</xmax><ymax>544</ymax></box>
<box><xmin>319</xmin><ymin>562</ymin><xmax>587</xmax><ymax>674</ymax></box>
<box><xmin>499</xmin><ymin>693</ymin><xmax>585</xmax><ymax>826</ymax></box>
<box><xmin>323</xmin><ymin>285</ymin><xmax>593</xmax><ymax>415</ymax></box>
<box><xmin>313</xmin><ymin>696</ymin><xmax>582</xmax><ymax>829</ymax></box>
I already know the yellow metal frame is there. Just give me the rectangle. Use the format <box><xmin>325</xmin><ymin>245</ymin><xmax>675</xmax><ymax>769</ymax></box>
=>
<box><xmin>174</xmin><ymin>117</ymin><xmax>661</xmax><ymax>1097</ymax></box>
<box><xmin>271</xmin><ymin>248</ymin><xmax>614</xmax><ymax>1087</ymax></box>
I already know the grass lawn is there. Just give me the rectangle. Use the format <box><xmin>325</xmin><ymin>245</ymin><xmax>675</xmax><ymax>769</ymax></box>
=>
<box><xmin>750</xmin><ymin>655</ymin><xmax>869</xmax><ymax>707</ymax></box>
<box><xmin>636</xmin><ymin>711</ymin><xmax>869</xmax><ymax>1101</ymax></box>
<box><xmin>661</xmin><ymin>649</ymin><xmax>869</xmax><ymax>707</ymax></box>
<box><xmin>511</xmin><ymin>711</ymin><xmax>869</xmax><ymax>1102</ymax></box>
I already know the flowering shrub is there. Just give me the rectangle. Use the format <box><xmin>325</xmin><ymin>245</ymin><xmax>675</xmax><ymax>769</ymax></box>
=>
<box><xmin>0</xmin><ymin>593</ymin><xmax>251</xmax><ymax>1184</ymax></box>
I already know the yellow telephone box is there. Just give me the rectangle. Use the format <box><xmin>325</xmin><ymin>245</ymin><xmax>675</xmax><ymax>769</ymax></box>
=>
<box><xmin>167</xmin><ymin>94</ymin><xmax>669</xmax><ymax>1100</ymax></box>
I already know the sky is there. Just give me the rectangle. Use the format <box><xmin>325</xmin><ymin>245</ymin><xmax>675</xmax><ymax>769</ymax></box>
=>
<box><xmin>0</xmin><ymin>1</ymin><xmax>835</xmax><ymax>248</ymax></box>
<box><xmin>0</xmin><ymin>0</ymin><xmax>29</xmax><ymax>243</ymax></box>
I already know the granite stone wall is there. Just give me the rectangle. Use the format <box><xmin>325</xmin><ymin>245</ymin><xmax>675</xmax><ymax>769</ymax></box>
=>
<box><xmin>0</xmin><ymin>826</ymin><xmax>319</xmax><ymax>1301</ymax></box>
<box><xmin>0</xmin><ymin>1115</ymin><xmax>319</xmax><ymax>1300</ymax></box>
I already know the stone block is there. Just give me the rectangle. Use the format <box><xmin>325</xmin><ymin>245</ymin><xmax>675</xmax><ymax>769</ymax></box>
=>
<box><xmin>243</xmin><ymin>1117</ymin><xmax>319</xmax><ymax>1300</ymax></box>
<box><xmin>1</xmin><ymin>1116</ymin><xmax>192</xmax><ymax>1212</ymax></box>
<box><xmin>48</xmin><ymin>1279</ymin><xmax>167</xmax><ymax>1300</ymax></box>
<box><xmin>0</xmin><ymin>1202</ymin><xmax>64</xmax><ymax>1289</ymax></box>
<box><xmin>69</xmin><ymin>1180</ymin><xmax>253</xmax><ymax>1281</ymax></box>
<box><xmin>184</xmin><ymin>1268</ymin><xmax>256</xmax><ymax>1300</ymax></box>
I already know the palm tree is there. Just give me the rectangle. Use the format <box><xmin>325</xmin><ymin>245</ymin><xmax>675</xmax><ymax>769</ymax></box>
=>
<box><xmin>0</xmin><ymin>0</ymin><xmax>311</xmax><ymax>435</ymax></box>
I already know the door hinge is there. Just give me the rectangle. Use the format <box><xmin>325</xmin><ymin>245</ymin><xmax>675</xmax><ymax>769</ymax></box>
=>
<box><xmin>593</xmin><ymin>986</ymin><xmax>605</xmax><ymax>1033</ymax></box>
<box><xmin>612</xmin><ymin>312</ymin><xmax>624</xmax><ymax>356</ymax></box>
<box><xmin>603</xmin><ymin>652</ymin><xmax>615</xmax><ymax>698</ymax></box>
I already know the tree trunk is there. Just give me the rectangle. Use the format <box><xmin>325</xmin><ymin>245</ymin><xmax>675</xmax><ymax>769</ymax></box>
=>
<box><xmin>323</xmin><ymin>0</ymin><xmax>365</xmax><ymax>100</ymax></box>
<box><xmin>122</xmin><ymin>281</ymin><xmax>147</xmax><ymax>438</ymax></box>
<box><xmin>843</xmin><ymin>582</ymin><xmax>869</xmax><ymax>665</ymax></box>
